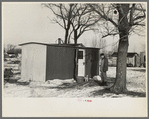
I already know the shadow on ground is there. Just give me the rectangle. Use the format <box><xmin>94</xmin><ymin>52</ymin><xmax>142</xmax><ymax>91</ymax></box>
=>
<box><xmin>29</xmin><ymin>80</ymin><xmax>101</xmax><ymax>90</ymax></box>
<box><xmin>90</xmin><ymin>88</ymin><xmax>146</xmax><ymax>98</ymax></box>
<box><xmin>47</xmin><ymin>82</ymin><xmax>89</xmax><ymax>90</ymax></box>
<box><xmin>45</xmin><ymin>80</ymin><xmax>112</xmax><ymax>91</ymax></box>
<box><xmin>28</xmin><ymin>79</ymin><xmax>115</xmax><ymax>91</ymax></box>
<box><xmin>49</xmin><ymin>82</ymin><xmax>78</xmax><ymax>90</ymax></box>
<box><xmin>4</xmin><ymin>76</ymin><xmax>146</xmax><ymax>98</ymax></box>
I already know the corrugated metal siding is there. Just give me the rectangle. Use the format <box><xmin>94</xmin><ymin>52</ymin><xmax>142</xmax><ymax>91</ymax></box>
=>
<box><xmin>32</xmin><ymin>45</ymin><xmax>47</xmax><ymax>82</ymax></box>
<box><xmin>21</xmin><ymin>44</ymin><xmax>47</xmax><ymax>82</ymax></box>
<box><xmin>46</xmin><ymin>46</ymin><xmax>75</xmax><ymax>80</ymax></box>
<box><xmin>21</xmin><ymin>44</ymin><xmax>34</xmax><ymax>81</ymax></box>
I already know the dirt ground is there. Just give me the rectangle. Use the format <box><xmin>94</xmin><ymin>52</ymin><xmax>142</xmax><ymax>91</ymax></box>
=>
<box><xmin>3</xmin><ymin>63</ymin><xmax>146</xmax><ymax>98</ymax></box>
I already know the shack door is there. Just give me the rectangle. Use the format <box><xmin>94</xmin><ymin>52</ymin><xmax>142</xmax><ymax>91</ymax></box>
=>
<box><xmin>78</xmin><ymin>49</ymin><xmax>85</xmax><ymax>76</ymax></box>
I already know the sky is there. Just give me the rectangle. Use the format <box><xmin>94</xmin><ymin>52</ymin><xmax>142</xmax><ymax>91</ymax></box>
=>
<box><xmin>2</xmin><ymin>2</ymin><xmax>146</xmax><ymax>53</ymax></box>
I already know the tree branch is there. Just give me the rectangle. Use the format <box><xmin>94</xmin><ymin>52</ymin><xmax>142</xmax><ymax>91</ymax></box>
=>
<box><xmin>132</xmin><ymin>22</ymin><xmax>145</xmax><ymax>26</ymax></box>
<box><xmin>89</xmin><ymin>4</ymin><xmax>118</xmax><ymax>27</ymax></box>
<box><xmin>133</xmin><ymin>15</ymin><xmax>146</xmax><ymax>21</ymax></box>
<box><xmin>59</xmin><ymin>4</ymin><xmax>66</xmax><ymax>29</ymax></box>
<box><xmin>53</xmin><ymin>18</ymin><xmax>65</xmax><ymax>29</ymax></box>
<box><xmin>129</xmin><ymin>4</ymin><xmax>136</xmax><ymax>26</ymax></box>
<box><xmin>102</xmin><ymin>32</ymin><xmax>119</xmax><ymax>38</ymax></box>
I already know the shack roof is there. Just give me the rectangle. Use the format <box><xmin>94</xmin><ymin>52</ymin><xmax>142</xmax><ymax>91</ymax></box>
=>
<box><xmin>19</xmin><ymin>42</ymin><xmax>100</xmax><ymax>50</ymax></box>
<box><xmin>111</xmin><ymin>52</ymin><xmax>138</xmax><ymax>58</ymax></box>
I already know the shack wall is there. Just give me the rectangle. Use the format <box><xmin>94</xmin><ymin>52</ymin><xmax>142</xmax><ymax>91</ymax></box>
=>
<box><xmin>140</xmin><ymin>52</ymin><xmax>145</xmax><ymax>64</ymax></box>
<box><xmin>46</xmin><ymin>46</ymin><xmax>75</xmax><ymax>80</ymax></box>
<box><xmin>32</xmin><ymin>44</ymin><xmax>47</xmax><ymax>82</ymax></box>
<box><xmin>135</xmin><ymin>55</ymin><xmax>140</xmax><ymax>67</ymax></box>
<box><xmin>21</xmin><ymin>44</ymin><xmax>33</xmax><ymax>81</ymax></box>
<box><xmin>21</xmin><ymin>44</ymin><xmax>47</xmax><ymax>82</ymax></box>
<box><xmin>85</xmin><ymin>49</ymin><xmax>99</xmax><ymax>78</ymax></box>
<box><xmin>127</xmin><ymin>57</ymin><xmax>135</xmax><ymax>66</ymax></box>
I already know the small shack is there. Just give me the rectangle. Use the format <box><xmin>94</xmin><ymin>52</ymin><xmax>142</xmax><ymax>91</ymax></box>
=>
<box><xmin>111</xmin><ymin>52</ymin><xmax>140</xmax><ymax>67</ymax></box>
<box><xmin>19</xmin><ymin>42</ymin><xmax>100</xmax><ymax>82</ymax></box>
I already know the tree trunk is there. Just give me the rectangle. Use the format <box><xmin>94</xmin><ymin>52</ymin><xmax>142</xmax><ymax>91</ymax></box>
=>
<box><xmin>110</xmin><ymin>35</ymin><xmax>128</xmax><ymax>93</ymax></box>
<box><xmin>73</xmin><ymin>30</ymin><xmax>78</xmax><ymax>80</ymax></box>
<box><xmin>74</xmin><ymin>30</ymin><xmax>77</xmax><ymax>45</ymax></box>
<box><xmin>64</xmin><ymin>4</ymin><xmax>73</xmax><ymax>44</ymax></box>
<box><xmin>74</xmin><ymin>48</ymin><xmax>78</xmax><ymax>80</ymax></box>
<box><xmin>110</xmin><ymin>4</ymin><xmax>130</xmax><ymax>93</ymax></box>
<box><xmin>64</xmin><ymin>28</ymin><xmax>69</xmax><ymax>44</ymax></box>
<box><xmin>74</xmin><ymin>39</ymin><xmax>77</xmax><ymax>45</ymax></box>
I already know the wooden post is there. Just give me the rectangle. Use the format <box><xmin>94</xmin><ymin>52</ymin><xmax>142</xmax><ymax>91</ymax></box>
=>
<box><xmin>74</xmin><ymin>48</ymin><xmax>78</xmax><ymax>81</ymax></box>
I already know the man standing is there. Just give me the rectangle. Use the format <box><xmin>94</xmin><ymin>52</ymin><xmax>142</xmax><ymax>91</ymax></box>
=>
<box><xmin>100</xmin><ymin>53</ymin><xmax>108</xmax><ymax>86</ymax></box>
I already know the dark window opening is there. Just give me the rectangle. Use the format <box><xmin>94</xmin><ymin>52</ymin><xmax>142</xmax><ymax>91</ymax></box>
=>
<box><xmin>78</xmin><ymin>51</ymin><xmax>83</xmax><ymax>59</ymax></box>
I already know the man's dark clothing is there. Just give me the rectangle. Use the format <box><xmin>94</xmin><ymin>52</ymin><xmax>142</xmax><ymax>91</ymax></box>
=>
<box><xmin>100</xmin><ymin>57</ymin><xmax>108</xmax><ymax>85</ymax></box>
<box><xmin>100</xmin><ymin>57</ymin><xmax>108</xmax><ymax>72</ymax></box>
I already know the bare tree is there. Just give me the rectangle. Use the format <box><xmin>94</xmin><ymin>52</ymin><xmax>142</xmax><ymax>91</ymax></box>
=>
<box><xmin>112</xmin><ymin>42</ymin><xmax>118</xmax><ymax>52</ymax></box>
<box><xmin>42</xmin><ymin>3</ymin><xmax>75</xmax><ymax>44</ymax></box>
<box><xmin>42</xmin><ymin>3</ymin><xmax>101</xmax><ymax>44</ymax></box>
<box><xmin>91</xmin><ymin>34</ymin><xmax>107</xmax><ymax>54</ymax></box>
<box><xmin>68</xmin><ymin>4</ymin><xmax>101</xmax><ymax>44</ymax></box>
<box><xmin>6</xmin><ymin>44</ymin><xmax>16</xmax><ymax>52</ymax></box>
<box><xmin>89</xmin><ymin>3</ymin><xmax>146</xmax><ymax>93</ymax></box>
<box><xmin>6</xmin><ymin>44</ymin><xmax>21</xmax><ymax>56</ymax></box>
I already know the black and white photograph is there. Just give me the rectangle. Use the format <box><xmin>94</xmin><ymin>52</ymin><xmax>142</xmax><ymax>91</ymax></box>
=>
<box><xmin>2</xmin><ymin>2</ymin><xmax>147</xmax><ymax>117</ymax></box>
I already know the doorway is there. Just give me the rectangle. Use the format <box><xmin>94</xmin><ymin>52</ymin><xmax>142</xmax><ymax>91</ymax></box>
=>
<box><xmin>77</xmin><ymin>49</ymin><xmax>85</xmax><ymax>77</ymax></box>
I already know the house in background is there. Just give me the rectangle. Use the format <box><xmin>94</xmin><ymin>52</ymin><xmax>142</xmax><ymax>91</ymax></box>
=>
<box><xmin>19</xmin><ymin>42</ymin><xmax>100</xmax><ymax>82</ymax></box>
<box><xmin>7</xmin><ymin>51</ymin><xmax>16</xmax><ymax>58</ymax></box>
<box><xmin>6</xmin><ymin>48</ymin><xmax>22</xmax><ymax>58</ymax></box>
<box><xmin>111</xmin><ymin>52</ymin><xmax>140</xmax><ymax>67</ymax></box>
